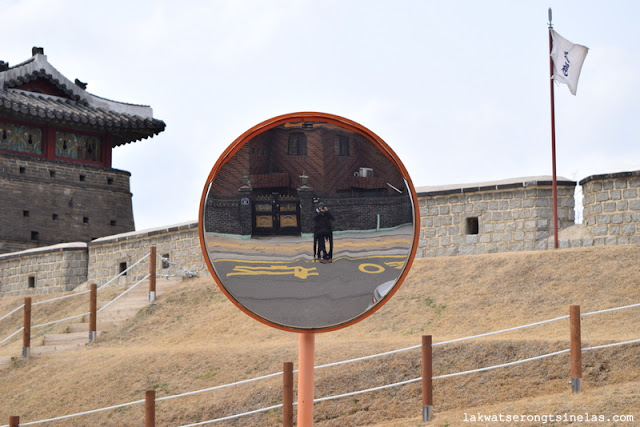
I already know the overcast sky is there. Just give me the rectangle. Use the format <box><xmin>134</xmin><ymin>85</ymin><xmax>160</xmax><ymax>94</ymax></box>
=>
<box><xmin>4</xmin><ymin>0</ymin><xmax>640</xmax><ymax>230</ymax></box>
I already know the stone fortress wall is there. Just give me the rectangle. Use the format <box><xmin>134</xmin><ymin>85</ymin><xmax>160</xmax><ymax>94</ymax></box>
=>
<box><xmin>2</xmin><ymin>170</ymin><xmax>640</xmax><ymax>297</ymax></box>
<box><xmin>0</xmin><ymin>153</ymin><xmax>135</xmax><ymax>255</ymax></box>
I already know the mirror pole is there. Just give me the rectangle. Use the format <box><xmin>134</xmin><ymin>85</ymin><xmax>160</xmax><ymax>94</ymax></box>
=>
<box><xmin>297</xmin><ymin>332</ymin><xmax>315</xmax><ymax>426</ymax></box>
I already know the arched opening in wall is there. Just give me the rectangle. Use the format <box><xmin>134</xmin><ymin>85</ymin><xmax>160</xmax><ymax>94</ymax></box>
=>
<box><xmin>28</xmin><ymin>276</ymin><xmax>35</xmax><ymax>288</ymax></box>
<box><xmin>466</xmin><ymin>217</ymin><xmax>479</xmax><ymax>235</ymax></box>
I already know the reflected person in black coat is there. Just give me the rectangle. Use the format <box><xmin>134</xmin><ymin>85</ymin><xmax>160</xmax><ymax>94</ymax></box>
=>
<box><xmin>313</xmin><ymin>202</ymin><xmax>334</xmax><ymax>263</ymax></box>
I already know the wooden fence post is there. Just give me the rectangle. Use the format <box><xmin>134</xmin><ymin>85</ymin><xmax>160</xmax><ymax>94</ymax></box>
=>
<box><xmin>283</xmin><ymin>362</ymin><xmax>294</xmax><ymax>427</ymax></box>
<box><xmin>149</xmin><ymin>246</ymin><xmax>157</xmax><ymax>303</ymax></box>
<box><xmin>9</xmin><ymin>415</ymin><xmax>19</xmax><ymax>427</ymax></box>
<box><xmin>570</xmin><ymin>305</ymin><xmax>582</xmax><ymax>393</ymax></box>
<box><xmin>22</xmin><ymin>297</ymin><xmax>31</xmax><ymax>358</ymax></box>
<box><xmin>422</xmin><ymin>335</ymin><xmax>433</xmax><ymax>422</ymax></box>
<box><xmin>89</xmin><ymin>284</ymin><xmax>97</xmax><ymax>342</ymax></box>
<box><xmin>145</xmin><ymin>389</ymin><xmax>156</xmax><ymax>427</ymax></box>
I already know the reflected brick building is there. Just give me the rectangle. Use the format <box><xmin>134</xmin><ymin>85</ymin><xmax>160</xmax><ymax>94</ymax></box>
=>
<box><xmin>205</xmin><ymin>120</ymin><xmax>413</xmax><ymax>236</ymax></box>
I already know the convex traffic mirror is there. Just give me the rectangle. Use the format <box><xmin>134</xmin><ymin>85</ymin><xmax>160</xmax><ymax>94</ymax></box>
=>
<box><xmin>199</xmin><ymin>112</ymin><xmax>419</xmax><ymax>332</ymax></box>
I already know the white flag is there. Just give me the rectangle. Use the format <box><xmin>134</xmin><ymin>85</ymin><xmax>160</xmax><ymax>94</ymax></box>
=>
<box><xmin>550</xmin><ymin>29</ymin><xmax>589</xmax><ymax>95</ymax></box>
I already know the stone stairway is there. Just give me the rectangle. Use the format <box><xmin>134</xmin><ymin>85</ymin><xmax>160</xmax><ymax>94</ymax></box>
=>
<box><xmin>5</xmin><ymin>276</ymin><xmax>184</xmax><ymax>360</ymax></box>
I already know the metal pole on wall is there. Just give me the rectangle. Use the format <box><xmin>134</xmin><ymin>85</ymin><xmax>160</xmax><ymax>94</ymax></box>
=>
<box><xmin>149</xmin><ymin>246</ymin><xmax>157</xmax><ymax>303</ymax></box>
<box><xmin>421</xmin><ymin>335</ymin><xmax>433</xmax><ymax>422</ymax></box>
<box><xmin>548</xmin><ymin>8</ymin><xmax>560</xmax><ymax>249</ymax></box>
<box><xmin>22</xmin><ymin>297</ymin><xmax>31</xmax><ymax>358</ymax></box>
<box><xmin>283</xmin><ymin>362</ymin><xmax>294</xmax><ymax>427</ymax></box>
<box><xmin>570</xmin><ymin>305</ymin><xmax>582</xmax><ymax>393</ymax></box>
<box><xmin>89</xmin><ymin>283</ymin><xmax>97</xmax><ymax>342</ymax></box>
<box><xmin>297</xmin><ymin>333</ymin><xmax>315</xmax><ymax>426</ymax></box>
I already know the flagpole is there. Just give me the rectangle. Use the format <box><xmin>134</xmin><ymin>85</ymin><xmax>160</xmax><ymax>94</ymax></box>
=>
<box><xmin>548</xmin><ymin>8</ymin><xmax>559</xmax><ymax>249</ymax></box>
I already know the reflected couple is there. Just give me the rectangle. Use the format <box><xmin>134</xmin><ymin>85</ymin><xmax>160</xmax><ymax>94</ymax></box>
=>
<box><xmin>200</xmin><ymin>113</ymin><xmax>417</xmax><ymax>331</ymax></box>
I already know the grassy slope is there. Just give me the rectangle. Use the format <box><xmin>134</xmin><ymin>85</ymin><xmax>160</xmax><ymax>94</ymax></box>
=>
<box><xmin>1</xmin><ymin>244</ymin><xmax>639</xmax><ymax>426</ymax></box>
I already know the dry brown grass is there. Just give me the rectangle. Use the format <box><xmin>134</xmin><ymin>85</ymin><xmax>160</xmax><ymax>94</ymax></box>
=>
<box><xmin>1</xmin><ymin>244</ymin><xmax>639</xmax><ymax>426</ymax></box>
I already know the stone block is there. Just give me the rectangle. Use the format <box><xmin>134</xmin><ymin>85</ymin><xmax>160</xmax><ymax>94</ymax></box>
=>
<box><xmin>605</xmin><ymin>236</ymin><xmax>618</xmax><ymax>245</ymax></box>
<box><xmin>535</xmin><ymin>231</ymin><xmax>549</xmax><ymax>241</ymax></box>
<box><xmin>474</xmin><ymin>202</ymin><xmax>488</xmax><ymax>211</ymax></box>
<box><xmin>459</xmin><ymin>245</ymin><xmax>475</xmax><ymax>255</ymax></box>
<box><xmin>592</xmin><ymin>225</ymin><xmax>608</xmax><ymax>236</ymax></box>
<box><xmin>509</xmin><ymin>242</ymin><xmax>523</xmax><ymax>251</ymax></box>
<box><xmin>621</xmin><ymin>224</ymin><xmax>636</xmax><ymax>235</ymax></box>
<box><xmin>465</xmin><ymin>235</ymin><xmax>479</xmax><ymax>244</ymax></box>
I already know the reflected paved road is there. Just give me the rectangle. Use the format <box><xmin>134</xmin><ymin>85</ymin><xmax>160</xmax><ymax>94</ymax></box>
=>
<box><xmin>205</xmin><ymin>227</ymin><xmax>413</xmax><ymax>329</ymax></box>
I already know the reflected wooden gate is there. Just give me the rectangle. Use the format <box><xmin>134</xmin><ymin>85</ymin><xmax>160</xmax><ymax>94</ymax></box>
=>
<box><xmin>253</xmin><ymin>193</ymin><xmax>301</xmax><ymax>236</ymax></box>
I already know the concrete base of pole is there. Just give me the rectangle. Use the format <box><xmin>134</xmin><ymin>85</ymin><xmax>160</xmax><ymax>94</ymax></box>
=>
<box><xmin>89</xmin><ymin>331</ymin><xmax>96</xmax><ymax>342</ymax></box>
<box><xmin>149</xmin><ymin>291</ymin><xmax>156</xmax><ymax>304</ymax></box>
<box><xmin>22</xmin><ymin>347</ymin><xmax>30</xmax><ymax>358</ymax></box>
<box><xmin>571</xmin><ymin>378</ymin><xmax>581</xmax><ymax>393</ymax></box>
<box><xmin>422</xmin><ymin>405</ymin><xmax>433</xmax><ymax>422</ymax></box>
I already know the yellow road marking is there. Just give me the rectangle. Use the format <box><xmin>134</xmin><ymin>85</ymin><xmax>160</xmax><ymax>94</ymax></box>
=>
<box><xmin>227</xmin><ymin>265</ymin><xmax>318</xmax><ymax>279</ymax></box>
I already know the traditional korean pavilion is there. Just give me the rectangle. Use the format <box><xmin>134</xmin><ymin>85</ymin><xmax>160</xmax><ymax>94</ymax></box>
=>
<box><xmin>0</xmin><ymin>47</ymin><xmax>165</xmax><ymax>254</ymax></box>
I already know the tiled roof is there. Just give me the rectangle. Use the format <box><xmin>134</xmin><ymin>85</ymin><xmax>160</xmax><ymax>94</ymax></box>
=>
<box><xmin>0</xmin><ymin>49</ymin><xmax>165</xmax><ymax>146</ymax></box>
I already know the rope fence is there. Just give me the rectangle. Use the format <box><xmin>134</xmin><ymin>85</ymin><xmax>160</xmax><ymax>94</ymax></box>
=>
<box><xmin>97</xmin><ymin>252</ymin><xmax>150</xmax><ymax>291</ymax></box>
<box><xmin>3</xmin><ymin>297</ymin><xmax>637</xmax><ymax>427</ymax></box>
<box><xmin>2</xmin><ymin>244</ymin><xmax>638</xmax><ymax>425</ymax></box>
<box><xmin>0</xmin><ymin>304</ymin><xmax>25</xmax><ymax>324</ymax></box>
<box><xmin>97</xmin><ymin>274</ymin><xmax>150</xmax><ymax>313</ymax></box>
<box><xmin>31</xmin><ymin>290</ymin><xmax>91</xmax><ymax>306</ymax></box>
<box><xmin>158</xmin><ymin>255</ymin><xmax>198</xmax><ymax>279</ymax></box>
<box><xmin>31</xmin><ymin>312</ymin><xmax>91</xmax><ymax>330</ymax></box>
<box><xmin>0</xmin><ymin>251</ymin><xmax>158</xmax><ymax>349</ymax></box>
<box><xmin>0</xmin><ymin>251</ymin><xmax>152</xmax><ymax>336</ymax></box>
<box><xmin>0</xmin><ymin>327</ymin><xmax>24</xmax><ymax>346</ymax></box>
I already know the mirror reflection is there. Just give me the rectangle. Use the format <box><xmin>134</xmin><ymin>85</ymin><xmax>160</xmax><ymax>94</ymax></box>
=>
<box><xmin>202</xmin><ymin>117</ymin><xmax>415</xmax><ymax>330</ymax></box>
